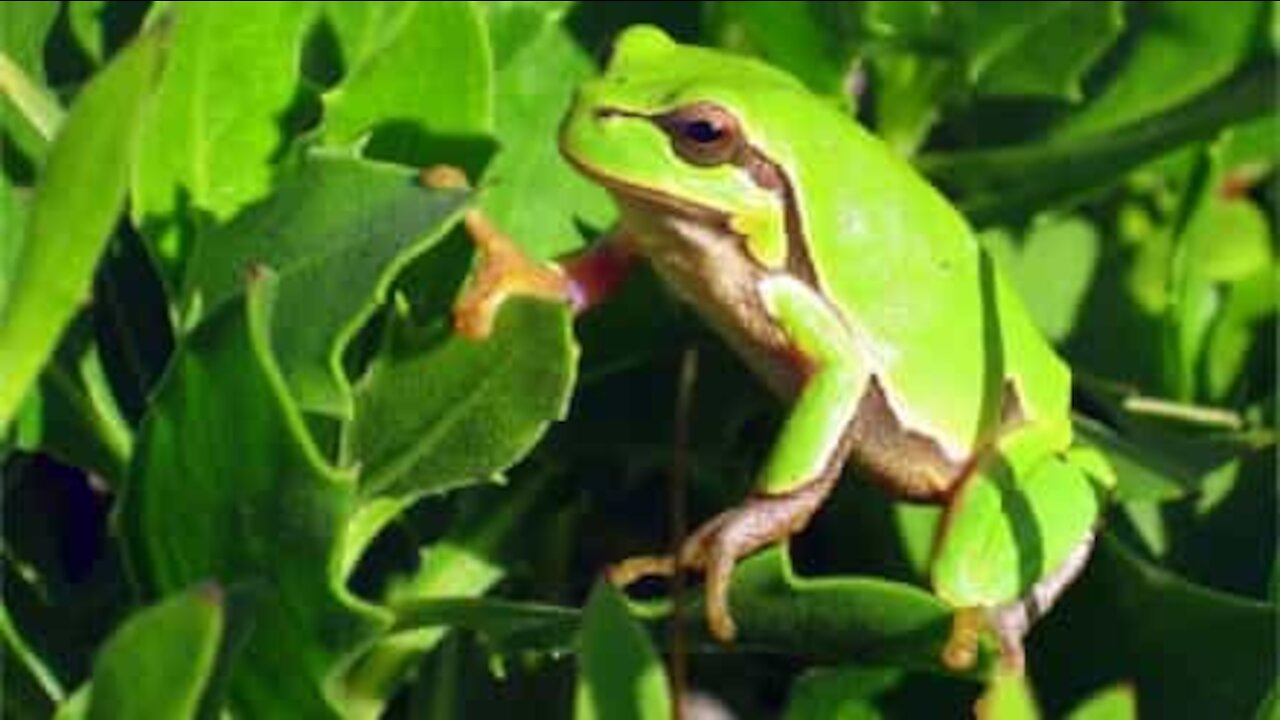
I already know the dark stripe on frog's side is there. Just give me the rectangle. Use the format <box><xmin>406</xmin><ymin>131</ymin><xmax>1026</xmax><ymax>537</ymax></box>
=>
<box><xmin>735</xmin><ymin>144</ymin><xmax>820</xmax><ymax>290</ymax></box>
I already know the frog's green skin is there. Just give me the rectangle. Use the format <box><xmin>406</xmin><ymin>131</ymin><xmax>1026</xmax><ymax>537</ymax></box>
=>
<box><xmin>553</xmin><ymin>26</ymin><xmax>1103</xmax><ymax>670</ymax></box>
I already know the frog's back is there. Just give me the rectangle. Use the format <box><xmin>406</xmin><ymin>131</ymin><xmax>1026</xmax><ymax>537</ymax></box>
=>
<box><xmin>755</xmin><ymin>94</ymin><xmax>1072</xmax><ymax>458</ymax></box>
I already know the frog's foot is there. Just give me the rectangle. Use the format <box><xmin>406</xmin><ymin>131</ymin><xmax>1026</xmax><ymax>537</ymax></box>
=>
<box><xmin>607</xmin><ymin>474</ymin><xmax>838</xmax><ymax>642</ymax></box>
<box><xmin>942</xmin><ymin>528</ymin><xmax>1097</xmax><ymax>675</ymax></box>
<box><xmin>421</xmin><ymin>165</ymin><xmax>574</xmax><ymax>340</ymax></box>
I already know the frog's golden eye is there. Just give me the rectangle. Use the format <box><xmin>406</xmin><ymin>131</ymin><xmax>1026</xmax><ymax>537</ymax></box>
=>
<box><xmin>657</xmin><ymin>103</ymin><xmax>743</xmax><ymax>166</ymax></box>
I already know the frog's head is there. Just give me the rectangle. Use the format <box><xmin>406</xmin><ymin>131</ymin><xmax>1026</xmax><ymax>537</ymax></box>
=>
<box><xmin>560</xmin><ymin>25</ymin><xmax>816</xmax><ymax>269</ymax></box>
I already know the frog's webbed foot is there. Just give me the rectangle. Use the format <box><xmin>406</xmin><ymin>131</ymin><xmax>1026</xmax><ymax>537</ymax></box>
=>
<box><xmin>606</xmin><ymin>474</ymin><xmax>837</xmax><ymax>642</ymax></box>
<box><xmin>941</xmin><ymin>527</ymin><xmax>1097</xmax><ymax>675</ymax></box>
<box><xmin>421</xmin><ymin>165</ymin><xmax>574</xmax><ymax>340</ymax></box>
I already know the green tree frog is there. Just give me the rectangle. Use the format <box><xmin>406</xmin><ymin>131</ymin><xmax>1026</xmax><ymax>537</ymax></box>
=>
<box><xmin>436</xmin><ymin>25</ymin><xmax>1115</xmax><ymax>672</ymax></box>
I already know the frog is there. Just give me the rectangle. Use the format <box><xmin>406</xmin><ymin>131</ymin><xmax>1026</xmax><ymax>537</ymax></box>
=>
<box><xmin>429</xmin><ymin>24</ymin><xmax>1115</xmax><ymax>673</ymax></box>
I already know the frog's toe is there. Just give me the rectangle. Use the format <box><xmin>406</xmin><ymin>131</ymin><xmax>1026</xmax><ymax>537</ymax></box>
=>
<box><xmin>605</xmin><ymin>554</ymin><xmax>677</xmax><ymax>587</ymax></box>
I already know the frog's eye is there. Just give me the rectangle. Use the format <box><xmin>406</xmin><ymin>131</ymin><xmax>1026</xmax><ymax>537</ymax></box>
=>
<box><xmin>657</xmin><ymin>103</ymin><xmax>743</xmax><ymax>166</ymax></box>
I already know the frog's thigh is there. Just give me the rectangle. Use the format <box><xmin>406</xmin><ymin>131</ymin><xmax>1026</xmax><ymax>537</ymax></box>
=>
<box><xmin>933</xmin><ymin>423</ymin><xmax>1102</xmax><ymax>670</ymax></box>
<box><xmin>754</xmin><ymin>276</ymin><xmax>870</xmax><ymax>495</ymax></box>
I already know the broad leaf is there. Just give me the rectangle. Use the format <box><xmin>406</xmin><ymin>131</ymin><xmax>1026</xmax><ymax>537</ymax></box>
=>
<box><xmin>321</xmin><ymin>1</ymin><xmax>492</xmax><ymax>168</ymax></box>
<box><xmin>119</xmin><ymin>271</ymin><xmax>389</xmax><ymax>718</ymax></box>
<box><xmin>131</xmin><ymin>2</ymin><xmax>317</xmax><ymax>283</ymax></box>
<box><xmin>180</xmin><ymin>154</ymin><xmax>470</xmax><ymax>417</ymax></box>
<box><xmin>348</xmin><ymin>299</ymin><xmax>576</xmax><ymax>498</ymax></box>
<box><xmin>477</xmin><ymin>2</ymin><xmax>614</xmax><ymax>258</ymax></box>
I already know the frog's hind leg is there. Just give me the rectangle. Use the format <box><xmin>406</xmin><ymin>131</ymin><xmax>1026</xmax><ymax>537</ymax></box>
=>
<box><xmin>986</xmin><ymin>526</ymin><xmax>1096</xmax><ymax>672</ymax></box>
<box><xmin>935</xmin><ymin>432</ymin><xmax>1109</xmax><ymax>674</ymax></box>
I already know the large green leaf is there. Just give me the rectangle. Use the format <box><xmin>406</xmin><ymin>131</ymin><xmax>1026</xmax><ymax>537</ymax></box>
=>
<box><xmin>574</xmin><ymin>581</ymin><xmax>672</xmax><ymax>720</ymax></box>
<box><xmin>722</xmin><ymin>547</ymin><xmax>972</xmax><ymax>672</ymax></box>
<box><xmin>0</xmin><ymin>23</ymin><xmax>165</xmax><ymax>433</ymax></box>
<box><xmin>320</xmin><ymin>1</ymin><xmax>492</xmax><ymax>167</ymax></box>
<box><xmin>180</xmin><ymin>154</ymin><xmax>470</xmax><ymax>417</ymax></box>
<box><xmin>131</xmin><ymin>2</ymin><xmax>317</xmax><ymax>283</ymax></box>
<box><xmin>347</xmin><ymin>298</ymin><xmax>577</xmax><ymax>498</ymax></box>
<box><xmin>119</xmin><ymin>271</ymin><xmax>389</xmax><ymax>719</ymax></box>
<box><xmin>84</xmin><ymin>584</ymin><xmax>225</xmax><ymax>720</ymax></box>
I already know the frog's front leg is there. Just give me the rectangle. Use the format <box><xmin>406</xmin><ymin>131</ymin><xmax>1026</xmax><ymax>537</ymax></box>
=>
<box><xmin>421</xmin><ymin>165</ymin><xmax>636</xmax><ymax>339</ymax></box>
<box><xmin>609</xmin><ymin>276</ymin><xmax>870</xmax><ymax>641</ymax></box>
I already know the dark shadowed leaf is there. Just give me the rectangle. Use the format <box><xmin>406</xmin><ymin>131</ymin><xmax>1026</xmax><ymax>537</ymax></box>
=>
<box><xmin>180</xmin><ymin>154</ymin><xmax>470</xmax><ymax>417</ymax></box>
<box><xmin>119</xmin><ymin>272</ymin><xmax>389</xmax><ymax>718</ymax></box>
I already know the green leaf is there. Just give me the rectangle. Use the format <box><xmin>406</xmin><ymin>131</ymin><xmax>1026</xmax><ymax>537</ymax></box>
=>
<box><xmin>1054</xmin><ymin>2</ymin><xmax>1269</xmax><ymax>138</ymax></box>
<box><xmin>66</xmin><ymin>1</ymin><xmax>108</xmax><ymax>65</ymax></box>
<box><xmin>0</xmin><ymin>23</ymin><xmax>166</xmax><ymax>433</ymax></box>
<box><xmin>574</xmin><ymin>581</ymin><xmax>672</xmax><ymax>720</ymax></box>
<box><xmin>347</xmin><ymin>298</ymin><xmax>577</xmax><ymax>498</ymax></box>
<box><xmin>952</xmin><ymin>2</ymin><xmax>1121</xmax><ymax>101</ymax></box>
<box><xmin>783</xmin><ymin>667</ymin><xmax>900</xmax><ymax>720</ymax></box>
<box><xmin>85</xmin><ymin>584</ymin><xmax>225</xmax><ymax>720</ymax></box>
<box><xmin>477</xmin><ymin>2</ymin><xmax>614</xmax><ymax>258</ymax></box>
<box><xmin>321</xmin><ymin>1</ymin><xmax>492</xmax><ymax>167</ymax></box>
<box><xmin>977</xmin><ymin>670</ymin><xmax>1040</xmax><ymax>720</ymax></box>
<box><xmin>180</xmin><ymin>154</ymin><xmax>470</xmax><ymax>417</ymax></box>
<box><xmin>0</xmin><ymin>174</ymin><xmax>28</xmax><ymax>326</ymax></box>
<box><xmin>392</xmin><ymin>596</ymin><xmax>580</xmax><ymax>658</ymax></box>
<box><xmin>725</xmin><ymin>547</ymin><xmax>972</xmax><ymax>673</ymax></box>
<box><xmin>483</xmin><ymin>1</ymin><xmax>577</xmax><ymax>69</ymax></box>
<box><xmin>0</xmin><ymin>2</ymin><xmax>59</xmax><ymax>79</ymax></box>
<box><xmin>920</xmin><ymin>62</ymin><xmax>1276</xmax><ymax>222</ymax></box>
<box><xmin>119</xmin><ymin>271</ymin><xmax>389</xmax><ymax>719</ymax></box>
<box><xmin>933</xmin><ymin>448</ymin><xmax>1103</xmax><ymax>607</ymax></box>
<box><xmin>131</xmin><ymin>2</ymin><xmax>317</xmax><ymax>283</ymax></box>
<box><xmin>703</xmin><ymin>1</ymin><xmax>854</xmax><ymax>101</ymax></box>
<box><xmin>345</xmin><ymin>474</ymin><xmax>553</xmax><ymax>701</ymax></box>
<box><xmin>980</xmin><ymin>214</ymin><xmax>1100</xmax><ymax>343</ymax></box>
<box><xmin>1065</xmin><ymin>684</ymin><xmax>1137</xmax><ymax>720</ymax></box>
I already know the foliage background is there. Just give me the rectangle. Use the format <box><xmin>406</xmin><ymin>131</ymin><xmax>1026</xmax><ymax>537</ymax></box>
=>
<box><xmin>0</xmin><ymin>2</ymin><xmax>1275</xmax><ymax>718</ymax></box>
